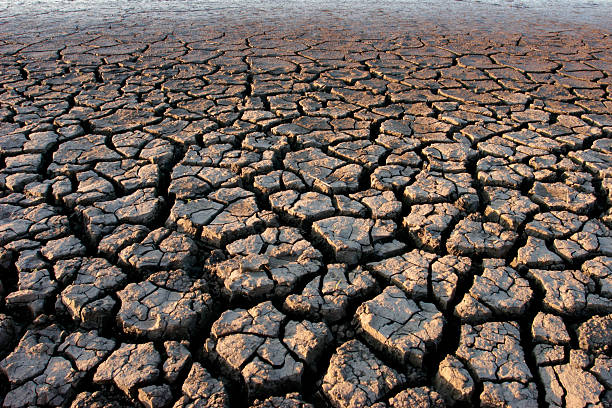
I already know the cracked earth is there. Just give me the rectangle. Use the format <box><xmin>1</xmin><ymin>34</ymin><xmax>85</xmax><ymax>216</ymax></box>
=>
<box><xmin>0</xmin><ymin>1</ymin><xmax>611</xmax><ymax>407</ymax></box>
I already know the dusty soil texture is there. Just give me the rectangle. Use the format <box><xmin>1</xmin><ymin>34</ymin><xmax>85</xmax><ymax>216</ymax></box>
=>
<box><xmin>0</xmin><ymin>1</ymin><xmax>611</xmax><ymax>407</ymax></box>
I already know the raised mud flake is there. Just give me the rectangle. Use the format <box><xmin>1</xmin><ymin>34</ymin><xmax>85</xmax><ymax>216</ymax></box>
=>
<box><xmin>503</xmin><ymin>129</ymin><xmax>561</xmax><ymax>154</ymax></box>
<box><xmin>243</xmin><ymin>132</ymin><xmax>290</xmax><ymax>158</ymax></box>
<box><xmin>62</xmin><ymin>170</ymin><xmax>116</xmax><ymax>207</ymax></box>
<box><xmin>422</xmin><ymin>142</ymin><xmax>478</xmax><ymax>173</ymax></box>
<box><xmin>331</xmin><ymin>87</ymin><xmax>385</xmax><ymax>109</ymax></box>
<box><xmin>553</xmin><ymin>219</ymin><xmax>612</xmax><ymax>262</ymax></box>
<box><xmin>480</xmin><ymin>382</ymin><xmax>538</xmax><ymax>408</ymax></box>
<box><xmin>69</xmin><ymin>390</ymin><xmax>130</xmax><ymax>408</ymax></box>
<box><xmin>569</xmin><ymin>147</ymin><xmax>612</xmax><ymax>178</ymax></box>
<box><xmin>455</xmin><ymin>259</ymin><xmax>533</xmax><ymax>323</ymax></box>
<box><xmin>283</xmin><ymin>263</ymin><xmax>377</xmax><ymax>322</ymax></box>
<box><xmin>1</xmin><ymin>324</ymin><xmax>64</xmax><ymax>385</ymax></box>
<box><xmin>349</xmin><ymin>189</ymin><xmax>402</xmax><ymax>219</ymax></box>
<box><xmin>89</xmin><ymin>108</ymin><xmax>160</xmax><ymax>134</ymax></box>
<box><xmin>139</xmin><ymin>137</ymin><xmax>176</xmax><ymax>167</ymax></box>
<box><xmin>527</xmin><ymin>268</ymin><xmax>610</xmax><ymax>316</ymax></box>
<box><xmin>253</xmin><ymin>170</ymin><xmax>306</xmax><ymax>195</ymax></box>
<box><xmin>168</xmin><ymin>164</ymin><xmax>240</xmax><ymax>200</ymax></box>
<box><xmin>173</xmin><ymin>362</ymin><xmax>229</xmax><ymax>408</ymax></box>
<box><xmin>250</xmin><ymin>392</ymin><xmax>314</xmax><ymax>408</ymax></box>
<box><xmin>207</xmin><ymin>302</ymin><xmax>330</xmax><ymax>398</ymax></box>
<box><xmin>371</xmin><ymin>387</ymin><xmax>446</xmax><ymax>408</ymax></box>
<box><xmin>456</xmin><ymin>321</ymin><xmax>533</xmax><ymax>383</ymax></box>
<box><xmin>167</xmin><ymin>196</ymin><xmax>224</xmax><ymax>237</ymax></box>
<box><xmin>48</xmin><ymin>134</ymin><xmax>122</xmax><ymax>175</ymax></box>
<box><xmin>591</xmin><ymin>354</ymin><xmax>612</xmax><ymax>389</ymax></box>
<box><xmin>376</xmin><ymin>131</ymin><xmax>419</xmax><ymax>156</ymax></box>
<box><xmin>118</xmin><ymin>227</ymin><xmax>198</xmax><ymax>272</ymax></box>
<box><xmin>539</xmin><ymin>353</ymin><xmax>607</xmax><ymax>408</ymax></box>
<box><xmin>0</xmin><ymin>314</ymin><xmax>17</xmax><ymax>355</ymax></box>
<box><xmin>248</xmin><ymin>57</ymin><xmax>297</xmax><ymax>74</ymax></box>
<box><xmin>111</xmin><ymin>130</ymin><xmax>156</xmax><ymax>158</ymax></box>
<box><xmin>492</xmin><ymin>54</ymin><xmax>559</xmax><ymax>73</ymax></box>
<box><xmin>39</xmin><ymin>235</ymin><xmax>86</xmax><ymax>262</ymax></box>
<box><xmin>211</xmin><ymin>226</ymin><xmax>322</xmax><ymax>300</ymax></box>
<box><xmin>332</xmin><ymin>194</ymin><xmax>367</xmax><ymax>217</ymax></box>
<box><xmin>404</xmin><ymin>171</ymin><xmax>479</xmax><ymax>212</ymax></box>
<box><xmin>2</xmin><ymin>153</ymin><xmax>43</xmax><ymax>178</ymax></box>
<box><xmin>284</xmin><ymin>147</ymin><xmax>363</xmax><ymax>194</ymax></box>
<box><xmin>512</xmin><ymin>236</ymin><xmax>564</xmax><ymax>269</ymax></box>
<box><xmin>117</xmin><ymin>269</ymin><xmax>213</xmax><ymax>340</ymax></box>
<box><xmin>438</xmin><ymin>87</ymin><xmax>499</xmax><ymax>105</ymax></box>
<box><xmin>431</xmin><ymin>255</ymin><xmax>472</xmax><ymax>311</ymax></box>
<box><xmin>293</xmin><ymin>129</ymin><xmax>360</xmax><ymax>150</ymax></box>
<box><xmin>577</xmin><ymin>314</ymin><xmax>612</xmax><ymax>354</ymax></box>
<box><xmin>58</xmin><ymin>330</ymin><xmax>116</xmax><ymax>372</ymax></box>
<box><xmin>455</xmin><ymin>321</ymin><xmax>538</xmax><ymax>406</ymax></box>
<box><xmin>94</xmin><ymin>342</ymin><xmax>161</xmax><ymax>397</ymax></box>
<box><xmin>476</xmin><ymin>156</ymin><xmax>534</xmax><ymax>189</ymax></box>
<box><xmin>0</xmin><ymin>324</ymin><xmax>88</xmax><ymax>408</ymax></box>
<box><xmin>163</xmin><ymin>340</ymin><xmax>191</xmax><ymax>383</ymax></box>
<box><xmin>582</xmin><ymin>257</ymin><xmax>612</xmax><ymax>299</ymax></box>
<box><xmin>80</xmin><ymin>187</ymin><xmax>163</xmax><ymax>242</ymax></box>
<box><xmin>434</xmin><ymin>355</ymin><xmax>475</xmax><ymax>403</ymax></box>
<box><xmin>56</xmin><ymin>257</ymin><xmax>127</xmax><ymax>329</ymax></box>
<box><xmin>4</xmin><ymin>248</ymin><xmax>56</xmax><ymax>316</ymax></box>
<box><xmin>137</xmin><ymin>384</ymin><xmax>173</xmax><ymax>408</ymax></box>
<box><xmin>321</xmin><ymin>339</ymin><xmax>406</xmax><ymax>408</ymax></box>
<box><xmin>356</xmin><ymin>285</ymin><xmax>445</xmax><ymax>368</ymax></box>
<box><xmin>191</xmin><ymin>187</ymin><xmax>272</xmax><ymax>247</ymax></box>
<box><xmin>446</xmin><ymin>214</ymin><xmax>518</xmax><ymax>258</ymax></box>
<box><xmin>328</xmin><ymin>139</ymin><xmax>387</xmax><ymax>170</ymax></box>
<box><xmin>530</xmin><ymin>181</ymin><xmax>597</xmax><ymax>214</ymax></box>
<box><xmin>94</xmin><ymin>159</ymin><xmax>160</xmax><ymax>194</ymax></box>
<box><xmin>403</xmin><ymin>203</ymin><xmax>463</xmax><ymax>252</ymax></box>
<box><xmin>0</xmin><ymin>202</ymin><xmax>70</xmax><ymax>245</ymax></box>
<box><xmin>403</xmin><ymin>171</ymin><xmax>459</xmax><ymax>205</ymax></box>
<box><xmin>483</xmin><ymin>186</ymin><xmax>539</xmax><ymax>230</ymax></box>
<box><xmin>531</xmin><ymin>312</ymin><xmax>571</xmax><ymax>345</ymax></box>
<box><xmin>283</xmin><ymin>319</ymin><xmax>333</xmax><ymax>366</ymax></box>
<box><xmin>98</xmin><ymin>224</ymin><xmax>150</xmax><ymax>259</ymax></box>
<box><xmin>0</xmin><ymin>130</ymin><xmax>58</xmax><ymax>156</ymax></box>
<box><xmin>525</xmin><ymin>210</ymin><xmax>588</xmax><ymax>239</ymax></box>
<box><xmin>370</xmin><ymin>165</ymin><xmax>416</xmax><ymax>191</ymax></box>
<box><xmin>312</xmin><ymin>216</ymin><xmax>395</xmax><ymax>264</ymax></box>
<box><xmin>368</xmin><ymin>249</ymin><xmax>436</xmax><ymax>301</ymax></box>
<box><xmin>269</xmin><ymin>190</ymin><xmax>335</xmax><ymax>224</ymax></box>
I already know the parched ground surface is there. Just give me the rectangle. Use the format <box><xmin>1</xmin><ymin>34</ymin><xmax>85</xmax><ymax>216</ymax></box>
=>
<box><xmin>0</xmin><ymin>1</ymin><xmax>611</xmax><ymax>407</ymax></box>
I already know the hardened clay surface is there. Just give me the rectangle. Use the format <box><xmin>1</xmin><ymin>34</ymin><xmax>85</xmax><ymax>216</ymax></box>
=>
<box><xmin>0</xmin><ymin>0</ymin><xmax>611</xmax><ymax>406</ymax></box>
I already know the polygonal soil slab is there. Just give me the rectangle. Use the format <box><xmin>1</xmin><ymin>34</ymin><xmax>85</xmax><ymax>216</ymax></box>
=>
<box><xmin>93</xmin><ymin>342</ymin><xmax>161</xmax><ymax>396</ymax></box>
<box><xmin>312</xmin><ymin>216</ymin><xmax>396</xmax><ymax>264</ymax></box>
<box><xmin>117</xmin><ymin>269</ymin><xmax>213</xmax><ymax>340</ymax></box>
<box><xmin>447</xmin><ymin>214</ymin><xmax>518</xmax><ymax>257</ymax></box>
<box><xmin>284</xmin><ymin>263</ymin><xmax>377</xmax><ymax>322</ymax></box>
<box><xmin>205</xmin><ymin>301</ymin><xmax>331</xmax><ymax>399</ymax></box>
<box><xmin>1</xmin><ymin>325</ymin><xmax>115</xmax><ymax>408</ymax></box>
<box><xmin>368</xmin><ymin>249</ymin><xmax>471</xmax><ymax>306</ymax></box>
<box><xmin>284</xmin><ymin>148</ymin><xmax>363</xmax><ymax>194</ymax></box>
<box><xmin>168</xmin><ymin>187</ymin><xmax>274</xmax><ymax>247</ymax></box>
<box><xmin>356</xmin><ymin>285</ymin><xmax>445</xmax><ymax>367</ymax></box>
<box><xmin>321</xmin><ymin>339</ymin><xmax>406</xmax><ymax>408</ymax></box>
<box><xmin>55</xmin><ymin>257</ymin><xmax>127</xmax><ymax>329</ymax></box>
<box><xmin>455</xmin><ymin>321</ymin><xmax>538</xmax><ymax>407</ymax></box>
<box><xmin>455</xmin><ymin>259</ymin><xmax>533</xmax><ymax>323</ymax></box>
<box><xmin>210</xmin><ymin>226</ymin><xmax>322</xmax><ymax>300</ymax></box>
<box><xmin>118</xmin><ymin>227</ymin><xmax>199</xmax><ymax>272</ymax></box>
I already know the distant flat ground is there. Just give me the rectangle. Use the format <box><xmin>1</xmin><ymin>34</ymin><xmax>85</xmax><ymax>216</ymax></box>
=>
<box><xmin>2</xmin><ymin>0</ymin><xmax>612</xmax><ymax>33</ymax></box>
<box><xmin>0</xmin><ymin>2</ymin><xmax>611</xmax><ymax>408</ymax></box>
